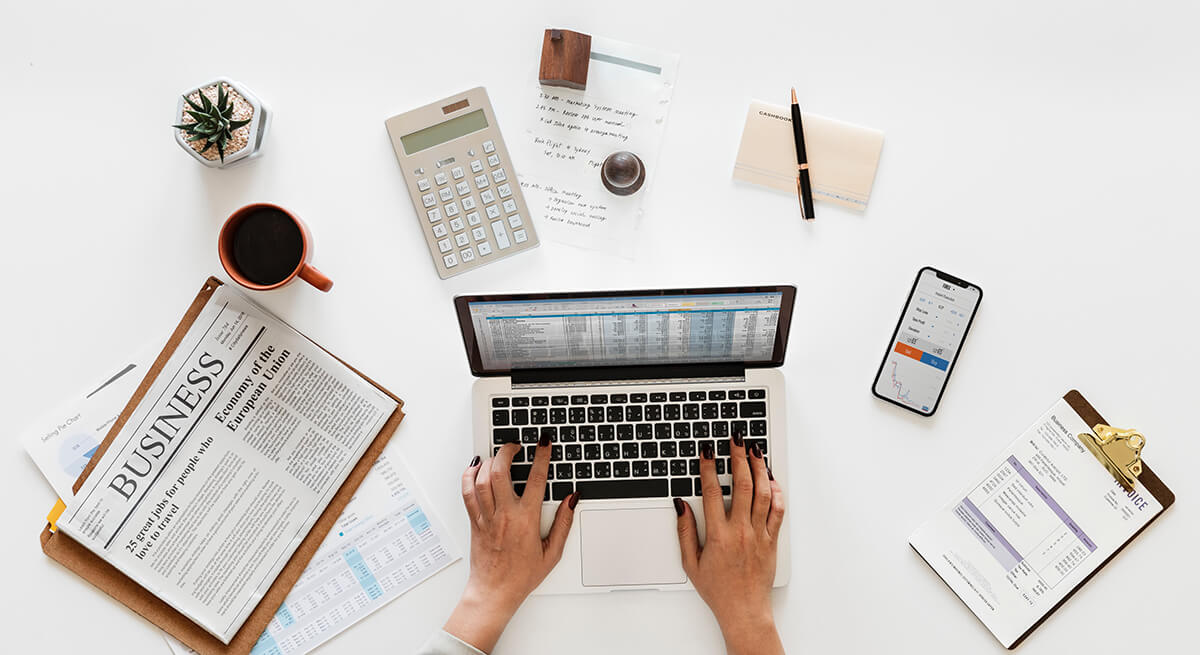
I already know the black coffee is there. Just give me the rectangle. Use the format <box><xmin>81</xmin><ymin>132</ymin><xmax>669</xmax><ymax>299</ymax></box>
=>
<box><xmin>231</xmin><ymin>207</ymin><xmax>304</xmax><ymax>285</ymax></box>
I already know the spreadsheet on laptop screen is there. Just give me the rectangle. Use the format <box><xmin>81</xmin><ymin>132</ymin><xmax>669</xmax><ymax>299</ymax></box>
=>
<box><xmin>468</xmin><ymin>292</ymin><xmax>783</xmax><ymax>370</ymax></box>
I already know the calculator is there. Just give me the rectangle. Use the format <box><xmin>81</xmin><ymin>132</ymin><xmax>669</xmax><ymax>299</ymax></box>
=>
<box><xmin>385</xmin><ymin>87</ymin><xmax>539</xmax><ymax>278</ymax></box>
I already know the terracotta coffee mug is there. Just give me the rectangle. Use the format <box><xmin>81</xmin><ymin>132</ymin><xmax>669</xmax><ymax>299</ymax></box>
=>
<box><xmin>218</xmin><ymin>203</ymin><xmax>333</xmax><ymax>292</ymax></box>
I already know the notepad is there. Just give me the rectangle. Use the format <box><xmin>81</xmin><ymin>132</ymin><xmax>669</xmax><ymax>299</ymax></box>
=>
<box><xmin>909</xmin><ymin>391</ymin><xmax>1174</xmax><ymax>648</ymax></box>
<box><xmin>733</xmin><ymin>100</ymin><xmax>884</xmax><ymax>211</ymax></box>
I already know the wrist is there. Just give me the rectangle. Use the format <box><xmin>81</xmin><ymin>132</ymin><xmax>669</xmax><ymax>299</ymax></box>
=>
<box><xmin>715</xmin><ymin>606</ymin><xmax>781</xmax><ymax>655</ymax></box>
<box><xmin>443</xmin><ymin>581</ymin><xmax>523</xmax><ymax>653</ymax></box>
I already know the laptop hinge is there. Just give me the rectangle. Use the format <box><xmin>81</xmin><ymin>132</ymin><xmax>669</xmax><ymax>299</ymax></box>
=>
<box><xmin>511</xmin><ymin>363</ymin><xmax>746</xmax><ymax>389</ymax></box>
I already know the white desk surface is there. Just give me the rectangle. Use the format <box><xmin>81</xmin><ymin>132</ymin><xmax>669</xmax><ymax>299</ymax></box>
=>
<box><xmin>3</xmin><ymin>1</ymin><xmax>1197</xmax><ymax>653</ymax></box>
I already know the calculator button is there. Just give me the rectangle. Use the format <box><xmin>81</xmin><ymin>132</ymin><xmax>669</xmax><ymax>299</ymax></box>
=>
<box><xmin>422</xmin><ymin>193</ymin><xmax>436</xmax><ymax>208</ymax></box>
<box><xmin>461</xmin><ymin>196</ymin><xmax>477</xmax><ymax>211</ymax></box>
<box><xmin>427</xmin><ymin>207</ymin><xmax>442</xmax><ymax>222</ymax></box>
<box><xmin>444</xmin><ymin>202</ymin><xmax>459</xmax><ymax>217</ymax></box>
<box><xmin>474</xmin><ymin>174</ymin><xmax>490</xmax><ymax>189</ymax></box>
<box><xmin>486</xmin><ymin>204</ymin><xmax>501</xmax><ymax>220</ymax></box>
<box><xmin>502</xmin><ymin>199</ymin><xmax>518</xmax><ymax>214</ymax></box>
<box><xmin>435</xmin><ymin>172</ymin><xmax>448</xmax><ymax>186</ymax></box>
<box><xmin>451</xmin><ymin>166</ymin><xmax>465</xmax><ymax>180</ymax></box>
<box><xmin>491</xmin><ymin>221</ymin><xmax>511</xmax><ymax>249</ymax></box>
<box><xmin>450</xmin><ymin>217</ymin><xmax>465</xmax><ymax>231</ymax></box>
<box><xmin>417</xmin><ymin>178</ymin><xmax>431</xmax><ymax>192</ymax></box>
<box><xmin>497</xmin><ymin>183</ymin><xmax>512</xmax><ymax>198</ymax></box>
<box><xmin>514</xmin><ymin>229</ymin><xmax>528</xmax><ymax>244</ymax></box>
<box><xmin>477</xmin><ymin>241</ymin><xmax>492</xmax><ymax>256</ymax></box>
<box><xmin>480</xmin><ymin>189</ymin><xmax>496</xmax><ymax>204</ymax></box>
<box><xmin>438</xmin><ymin>188</ymin><xmax>453</xmax><ymax>202</ymax></box>
<box><xmin>455</xmin><ymin>233</ymin><xmax>469</xmax><ymax>247</ymax></box>
<box><xmin>492</xmin><ymin>168</ymin><xmax>507</xmax><ymax>183</ymax></box>
<box><xmin>508</xmin><ymin>213</ymin><xmax>523</xmax><ymax>228</ymax></box>
<box><xmin>466</xmin><ymin>211</ymin><xmax>482</xmax><ymax>226</ymax></box>
<box><xmin>487</xmin><ymin>154</ymin><xmax>500</xmax><ymax>167</ymax></box>
<box><xmin>470</xmin><ymin>159</ymin><xmax>484</xmax><ymax>173</ymax></box>
<box><xmin>472</xmin><ymin>226</ymin><xmax>487</xmax><ymax>241</ymax></box>
<box><xmin>432</xmin><ymin>223</ymin><xmax>448</xmax><ymax>238</ymax></box>
<box><xmin>437</xmin><ymin>238</ymin><xmax>452</xmax><ymax>253</ymax></box>
<box><xmin>483</xmin><ymin>140</ymin><xmax>495</xmax><ymax>154</ymax></box>
<box><xmin>443</xmin><ymin>253</ymin><xmax>458</xmax><ymax>268</ymax></box>
<box><xmin>456</xmin><ymin>181</ymin><xmax>471</xmax><ymax>196</ymax></box>
<box><xmin>460</xmin><ymin>247</ymin><xmax>475</xmax><ymax>262</ymax></box>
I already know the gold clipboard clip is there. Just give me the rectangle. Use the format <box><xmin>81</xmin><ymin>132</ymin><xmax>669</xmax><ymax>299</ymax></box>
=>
<box><xmin>1078</xmin><ymin>424</ymin><xmax>1144</xmax><ymax>491</ymax></box>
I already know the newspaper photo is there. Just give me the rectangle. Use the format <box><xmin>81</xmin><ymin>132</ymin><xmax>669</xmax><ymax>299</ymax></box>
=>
<box><xmin>58</xmin><ymin>284</ymin><xmax>397</xmax><ymax>644</ymax></box>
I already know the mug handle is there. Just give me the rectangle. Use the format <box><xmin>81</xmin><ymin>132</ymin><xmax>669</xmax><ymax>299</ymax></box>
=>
<box><xmin>297</xmin><ymin>263</ymin><xmax>333</xmax><ymax>292</ymax></box>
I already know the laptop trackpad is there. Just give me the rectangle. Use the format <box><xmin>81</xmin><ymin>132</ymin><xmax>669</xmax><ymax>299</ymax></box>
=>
<box><xmin>580</xmin><ymin>508</ymin><xmax>687</xmax><ymax>587</ymax></box>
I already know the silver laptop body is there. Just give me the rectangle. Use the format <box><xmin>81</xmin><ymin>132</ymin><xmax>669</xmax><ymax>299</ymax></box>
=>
<box><xmin>455</xmin><ymin>286</ymin><xmax>795</xmax><ymax>593</ymax></box>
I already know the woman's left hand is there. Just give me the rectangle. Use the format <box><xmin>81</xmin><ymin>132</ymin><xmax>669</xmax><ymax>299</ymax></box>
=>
<box><xmin>443</xmin><ymin>436</ymin><xmax>578</xmax><ymax>652</ymax></box>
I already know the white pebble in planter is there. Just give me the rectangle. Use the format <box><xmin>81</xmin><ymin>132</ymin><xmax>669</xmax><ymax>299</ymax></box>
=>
<box><xmin>173</xmin><ymin>77</ymin><xmax>271</xmax><ymax>168</ymax></box>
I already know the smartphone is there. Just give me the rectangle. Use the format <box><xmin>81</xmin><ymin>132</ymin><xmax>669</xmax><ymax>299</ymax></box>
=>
<box><xmin>872</xmin><ymin>267</ymin><xmax>982</xmax><ymax>416</ymax></box>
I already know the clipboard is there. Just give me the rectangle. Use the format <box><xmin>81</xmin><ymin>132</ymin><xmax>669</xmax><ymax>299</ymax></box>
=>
<box><xmin>913</xmin><ymin>389</ymin><xmax>1175</xmax><ymax>649</ymax></box>
<box><xmin>39</xmin><ymin>277</ymin><xmax>406</xmax><ymax>655</ymax></box>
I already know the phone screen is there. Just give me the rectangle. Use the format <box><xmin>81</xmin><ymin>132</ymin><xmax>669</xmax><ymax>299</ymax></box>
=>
<box><xmin>873</xmin><ymin>267</ymin><xmax>981</xmax><ymax>415</ymax></box>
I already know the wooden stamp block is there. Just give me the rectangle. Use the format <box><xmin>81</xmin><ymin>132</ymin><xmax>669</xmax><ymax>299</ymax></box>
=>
<box><xmin>539</xmin><ymin>28</ymin><xmax>591</xmax><ymax>90</ymax></box>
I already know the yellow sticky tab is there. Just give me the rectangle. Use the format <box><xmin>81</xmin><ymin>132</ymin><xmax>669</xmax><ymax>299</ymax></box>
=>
<box><xmin>47</xmin><ymin>498</ymin><xmax>67</xmax><ymax>533</ymax></box>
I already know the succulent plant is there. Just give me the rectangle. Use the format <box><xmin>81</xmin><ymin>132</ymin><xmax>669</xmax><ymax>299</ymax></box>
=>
<box><xmin>172</xmin><ymin>83</ymin><xmax>250</xmax><ymax>162</ymax></box>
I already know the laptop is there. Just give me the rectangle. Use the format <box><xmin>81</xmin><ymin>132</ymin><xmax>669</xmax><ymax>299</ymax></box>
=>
<box><xmin>455</xmin><ymin>285</ymin><xmax>795</xmax><ymax>593</ymax></box>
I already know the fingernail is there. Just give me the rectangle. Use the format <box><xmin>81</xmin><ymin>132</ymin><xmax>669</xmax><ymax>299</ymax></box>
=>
<box><xmin>538</xmin><ymin>432</ymin><xmax>551</xmax><ymax>447</ymax></box>
<box><xmin>767</xmin><ymin>463</ymin><xmax>775</xmax><ymax>481</ymax></box>
<box><xmin>469</xmin><ymin>455</ymin><xmax>481</xmax><ymax>467</ymax></box>
<box><xmin>701</xmin><ymin>443</ymin><xmax>714</xmax><ymax>460</ymax></box>
<box><xmin>673</xmin><ymin>497</ymin><xmax>686</xmax><ymax>516</ymax></box>
<box><xmin>568</xmin><ymin>491</ymin><xmax>580</xmax><ymax>510</ymax></box>
<box><xmin>732</xmin><ymin>433</ymin><xmax>744</xmax><ymax>447</ymax></box>
<box><xmin>751</xmin><ymin>443</ymin><xmax>762</xmax><ymax>459</ymax></box>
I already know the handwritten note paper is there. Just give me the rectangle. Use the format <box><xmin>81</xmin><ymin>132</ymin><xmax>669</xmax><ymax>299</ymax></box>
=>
<box><xmin>517</xmin><ymin>36</ymin><xmax>678</xmax><ymax>258</ymax></box>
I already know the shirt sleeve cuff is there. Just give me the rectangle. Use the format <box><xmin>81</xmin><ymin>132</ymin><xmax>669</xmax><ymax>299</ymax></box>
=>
<box><xmin>415</xmin><ymin>629</ymin><xmax>488</xmax><ymax>655</ymax></box>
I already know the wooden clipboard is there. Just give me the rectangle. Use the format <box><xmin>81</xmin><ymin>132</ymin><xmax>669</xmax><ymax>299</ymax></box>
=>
<box><xmin>40</xmin><ymin>277</ymin><xmax>406</xmax><ymax>655</ymax></box>
<box><xmin>913</xmin><ymin>389</ymin><xmax>1174</xmax><ymax>649</ymax></box>
<box><xmin>997</xmin><ymin>390</ymin><xmax>1176</xmax><ymax>648</ymax></box>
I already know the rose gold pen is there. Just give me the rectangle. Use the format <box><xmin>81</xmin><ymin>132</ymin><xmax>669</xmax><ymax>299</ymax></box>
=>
<box><xmin>790</xmin><ymin>88</ymin><xmax>815</xmax><ymax>220</ymax></box>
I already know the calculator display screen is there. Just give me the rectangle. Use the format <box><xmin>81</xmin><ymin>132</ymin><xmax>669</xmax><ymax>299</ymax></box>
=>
<box><xmin>400</xmin><ymin>109</ymin><xmax>489</xmax><ymax>155</ymax></box>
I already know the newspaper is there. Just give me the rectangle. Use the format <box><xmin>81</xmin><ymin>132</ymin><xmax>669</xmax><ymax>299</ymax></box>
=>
<box><xmin>58</xmin><ymin>284</ymin><xmax>398</xmax><ymax>644</ymax></box>
<box><xmin>163</xmin><ymin>447</ymin><xmax>460</xmax><ymax>655</ymax></box>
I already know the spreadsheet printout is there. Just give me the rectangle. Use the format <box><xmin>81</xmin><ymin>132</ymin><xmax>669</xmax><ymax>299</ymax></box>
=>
<box><xmin>165</xmin><ymin>448</ymin><xmax>460</xmax><ymax>655</ymax></box>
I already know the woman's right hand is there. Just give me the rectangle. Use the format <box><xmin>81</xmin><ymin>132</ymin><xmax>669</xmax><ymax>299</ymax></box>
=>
<box><xmin>674</xmin><ymin>436</ymin><xmax>786</xmax><ymax>655</ymax></box>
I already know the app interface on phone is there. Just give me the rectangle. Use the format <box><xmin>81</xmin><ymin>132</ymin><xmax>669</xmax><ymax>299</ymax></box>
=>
<box><xmin>875</xmin><ymin>269</ymin><xmax>980</xmax><ymax>413</ymax></box>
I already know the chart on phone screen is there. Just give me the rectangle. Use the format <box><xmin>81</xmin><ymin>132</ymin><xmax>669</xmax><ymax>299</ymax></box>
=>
<box><xmin>876</xmin><ymin>269</ymin><xmax>980</xmax><ymax>413</ymax></box>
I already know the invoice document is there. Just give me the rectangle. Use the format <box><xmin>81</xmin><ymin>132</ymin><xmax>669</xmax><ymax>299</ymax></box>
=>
<box><xmin>909</xmin><ymin>397</ymin><xmax>1163</xmax><ymax>647</ymax></box>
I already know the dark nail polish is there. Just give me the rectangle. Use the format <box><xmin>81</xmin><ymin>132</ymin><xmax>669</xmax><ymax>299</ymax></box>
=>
<box><xmin>539</xmin><ymin>432</ymin><xmax>551</xmax><ymax>447</ymax></box>
<box><xmin>568</xmin><ymin>491</ymin><xmax>580</xmax><ymax>510</ymax></box>
<box><xmin>673</xmin><ymin>497</ymin><xmax>686</xmax><ymax>516</ymax></box>
<box><xmin>469</xmin><ymin>455</ymin><xmax>481</xmax><ymax>467</ymax></box>
<box><xmin>701</xmin><ymin>443</ymin><xmax>714</xmax><ymax>460</ymax></box>
<box><xmin>732</xmin><ymin>433</ymin><xmax>744</xmax><ymax>448</ymax></box>
<box><xmin>751</xmin><ymin>443</ymin><xmax>762</xmax><ymax>459</ymax></box>
<box><xmin>767</xmin><ymin>463</ymin><xmax>775</xmax><ymax>481</ymax></box>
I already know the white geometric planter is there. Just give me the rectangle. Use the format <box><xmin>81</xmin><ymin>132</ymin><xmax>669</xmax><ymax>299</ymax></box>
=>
<box><xmin>174</xmin><ymin>76</ymin><xmax>271</xmax><ymax>168</ymax></box>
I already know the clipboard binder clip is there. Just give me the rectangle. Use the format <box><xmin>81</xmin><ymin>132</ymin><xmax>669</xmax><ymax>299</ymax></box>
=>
<box><xmin>1079</xmin><ymin>424</ymin><xmax>1145</xmax><ymax>491</ymax></box>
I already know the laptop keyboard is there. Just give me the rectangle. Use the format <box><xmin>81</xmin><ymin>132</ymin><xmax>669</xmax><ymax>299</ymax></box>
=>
<box><xmin>490</xmin><ymin>388</ymin><xmax>770</xmax><ymax>501</ymax></box>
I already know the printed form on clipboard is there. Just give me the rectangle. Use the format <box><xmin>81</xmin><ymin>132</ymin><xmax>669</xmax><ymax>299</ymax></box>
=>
<box><xmin>909</xmin><ymin>391</ymin><xmax>1174</xmax><ymax>649</ymax></box>
<box><xmin>517</xmin><ymin>35</ymin><xmax>679</xmax><ymax>258</ymax></box>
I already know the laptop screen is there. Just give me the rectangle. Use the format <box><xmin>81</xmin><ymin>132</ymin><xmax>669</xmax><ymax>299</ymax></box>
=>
<box><xmin>454</xmin><ymin>286</ymin><xmax>796</xmax><ymax>376</ymax></box>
